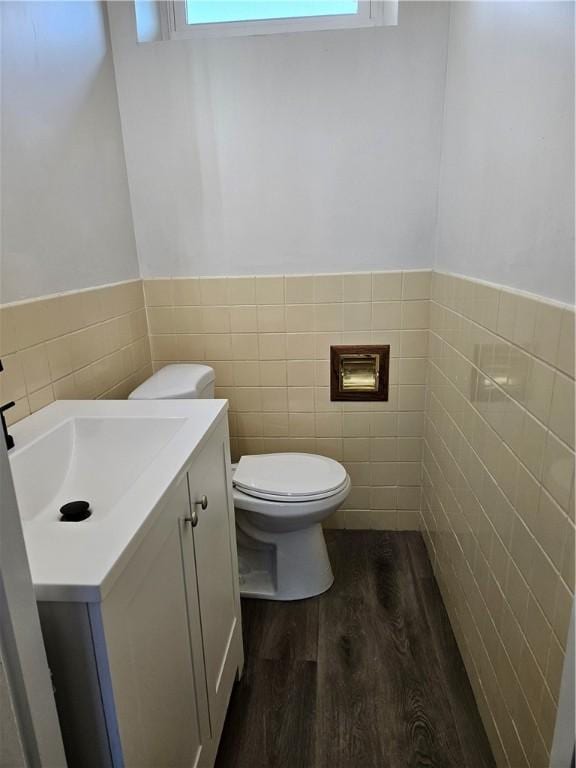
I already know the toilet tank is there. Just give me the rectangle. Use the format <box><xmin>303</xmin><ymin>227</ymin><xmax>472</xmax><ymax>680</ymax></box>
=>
<box><xmin>128</xmin><ymin>364</ymin><xmax>215</xmax><ymax>400</ymax></box>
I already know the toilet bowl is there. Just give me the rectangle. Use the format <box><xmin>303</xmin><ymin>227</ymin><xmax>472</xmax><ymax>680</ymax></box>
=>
<box><xmin>129</xmin><ymin>364</ymin><xmax>351</xmax><ymax>601</ymax></box>
<box><xmin>233</xmin><ymin>452</ymin><xmax>350</xmax><ymax>600</ymax></box>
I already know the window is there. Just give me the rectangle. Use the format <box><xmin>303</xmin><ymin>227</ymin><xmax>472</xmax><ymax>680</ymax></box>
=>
<box><xmin>164</xmin><ymin>0</ymin><xmax>397</xmax><ymax>39</ymax></box>
<box><xmin>186</xmin><ymin>1</ymin><xmax>360</xmax><ymax>25</ymax></box>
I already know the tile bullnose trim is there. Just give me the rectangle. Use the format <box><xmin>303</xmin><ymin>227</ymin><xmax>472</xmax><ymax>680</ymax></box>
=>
<box><xmin>0</xmin><ymin>277</ymin><xmax>143</xmax><ymax>309</ymax></box>
<box><xmin>434</xmin><ymin>269</ymin><xmax>575</xmax><ymax>311</ymax></box>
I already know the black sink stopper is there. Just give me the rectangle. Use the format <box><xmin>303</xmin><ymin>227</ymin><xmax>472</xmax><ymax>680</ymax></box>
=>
<box><xmin>59</xmin><ymin>501</ymin><xmax>91</xmax><ymax>522</ymax></box>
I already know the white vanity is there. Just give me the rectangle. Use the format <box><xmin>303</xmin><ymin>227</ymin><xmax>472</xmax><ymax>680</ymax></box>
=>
<box><xmin>9</xmin><ymin>400</ymin><xmax>243</xmax><ymax>768</ymax></box>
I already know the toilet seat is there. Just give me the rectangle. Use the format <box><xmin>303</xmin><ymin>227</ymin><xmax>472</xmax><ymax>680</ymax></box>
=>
<box><xmin>233</xmin><ymin>453</ymin><xmax>348</xmax><ymax>503</ymax></box>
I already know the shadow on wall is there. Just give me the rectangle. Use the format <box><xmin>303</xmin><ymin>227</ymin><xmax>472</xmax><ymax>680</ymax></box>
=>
<box><xmin>1</xmin><ymin>1</ymin><xmax>138</xmax><ymax>304</ymax></box>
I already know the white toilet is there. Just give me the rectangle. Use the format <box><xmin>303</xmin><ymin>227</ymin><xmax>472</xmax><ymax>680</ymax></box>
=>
<box><xmin>129</xmin><ymin>364</ymin><xmax>351</xmax><ymax>601</ymax></box>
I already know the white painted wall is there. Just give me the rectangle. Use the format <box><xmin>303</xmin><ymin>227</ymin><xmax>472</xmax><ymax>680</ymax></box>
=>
<box><xmin>435</xmin><ymin>2</ymin><xmax>575</xmax><ymax>304</ymax></box>
<box><xmin>109</xmin><ymin>1</ymin><xmax>450</xmax><ymax>278</ymax></box>
<box><xmin>3</xmin><ymin>2</ymin><xmax>572</xmax><ymax>301</ymax></box>
<box><xmin>1</xmin><ymin>1</ymin><xmax>140</xmax><ymax>303</ymax></box>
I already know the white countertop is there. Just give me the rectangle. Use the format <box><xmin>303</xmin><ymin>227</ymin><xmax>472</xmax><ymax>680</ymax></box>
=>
<box><xmin>10</xmin><ymin>400</ymin><xmax>228</xmax><ymax>603</ymax></box>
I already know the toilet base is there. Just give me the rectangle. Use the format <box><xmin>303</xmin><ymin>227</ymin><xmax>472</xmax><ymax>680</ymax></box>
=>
<box><xmin>236</xmin><ymin>514</ymin><xmax>334</xmax><ymax>601</ymax></box>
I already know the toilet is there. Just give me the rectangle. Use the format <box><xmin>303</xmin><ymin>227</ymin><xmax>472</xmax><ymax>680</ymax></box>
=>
<box><xmin>129</xmin><ymin>364</ymin><xmax>350</xmax><ymax>601</ymax></box>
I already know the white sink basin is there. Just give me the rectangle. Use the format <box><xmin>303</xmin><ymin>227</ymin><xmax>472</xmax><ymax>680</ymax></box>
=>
<box><xmin>9</xmin><ymin>399</ymin><xmax>229</xmax><ymax>602</ymax></box>
<box><xmin>11</xmin><ymin>417</ymin><xmax>186</xmax><ymax>522</ymax></box>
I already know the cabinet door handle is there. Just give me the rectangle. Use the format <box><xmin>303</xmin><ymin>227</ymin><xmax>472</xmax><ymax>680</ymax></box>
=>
<box><xmin>184</xmin><ymin>495</ymin><xmax>207</xmax><ymax>526</ymax></box>
<box><xmin>184</xmin><ymin>508</ymin><xmax>199</xmax><ymax>527</ymax></box>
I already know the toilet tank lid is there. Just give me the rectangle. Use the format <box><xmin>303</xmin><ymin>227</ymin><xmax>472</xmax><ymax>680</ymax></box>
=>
<box><xmin>129</xmin><ymin>364</ymin><xmax>215</xmax><ymax>400</ymax></box>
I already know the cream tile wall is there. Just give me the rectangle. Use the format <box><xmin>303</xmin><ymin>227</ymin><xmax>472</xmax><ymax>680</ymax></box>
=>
<box><xmin>144</xmin><ymin>271</ymin><xmax>432</xmax><ymax>530</ymax></box>
<box><xmin>0</xmin><ymin>280</ymin><xmax>152</xmax><ymax>424</ymax></box>
<box><xmin>421</xmin><ymin>272</ymin><xmax>575</xmax><ymax>768</ymax></box>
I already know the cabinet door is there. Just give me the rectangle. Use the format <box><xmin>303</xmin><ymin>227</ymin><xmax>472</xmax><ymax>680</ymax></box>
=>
<box><xmin>99</xmin><ymin>479</ymin><xmax>206</xmax><ymax>768</ymax></box>
<box><xmin>186</xmin><ymin>427</ymin><xmax>241</xmax><ymax>743</ymax></box>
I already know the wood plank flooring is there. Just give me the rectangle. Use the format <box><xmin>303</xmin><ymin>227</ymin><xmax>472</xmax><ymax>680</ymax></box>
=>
<box><xmin>215</xmin><ymin>531</ymin><xmax>495</xmax><ymax>768</ymax></box>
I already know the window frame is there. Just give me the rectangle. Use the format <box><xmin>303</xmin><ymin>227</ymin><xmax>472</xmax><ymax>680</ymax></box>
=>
<box><xmin>164</xmin><ymin>0</ymin><xmax>396</xmax><ymax>40</ymax></box>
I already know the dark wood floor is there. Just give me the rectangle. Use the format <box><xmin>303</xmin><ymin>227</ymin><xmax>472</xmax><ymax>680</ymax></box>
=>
<box><xmin>215</xmin><ymin>531</ymin><xmax>495</xmax><ymax>768</ymax></box>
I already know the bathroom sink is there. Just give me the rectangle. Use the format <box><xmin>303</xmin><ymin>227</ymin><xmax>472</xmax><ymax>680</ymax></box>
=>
<box><xmin>9</xmin><ymin>399</ymin><xmax>229</xmax><ymax>602</ymax></box>
<box><xmin>11</xmin><ymin>416</ymin><xmax>187</xmax><ymax>522</ymax></box>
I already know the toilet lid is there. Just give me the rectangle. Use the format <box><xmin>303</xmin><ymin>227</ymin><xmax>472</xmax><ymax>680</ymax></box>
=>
<box><xmin>233</xmin><ymin>453</ymin><xmax>348</xmax><ymax>502</ymax></box>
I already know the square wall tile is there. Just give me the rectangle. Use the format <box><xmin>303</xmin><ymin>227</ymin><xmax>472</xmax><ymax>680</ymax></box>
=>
<box><xmin>5</xmin><ymin>397</ymin><xmax>30</xmax><ymax>426</ymax></box>
<box><xmin>173</xmin><ymin>278</ymin><xmax>201</xmax><ymax>306</ymax></box>
<box><xmin>46</xmin><ymin>336</ymin><xmax>74</xmax><ymax>380</ymax></box>
<box><xmin>372</xmin><ymin>302</ymin><xmax>402</xmax><ymax>330</ymax></box>
<box><xmin>147</xmin><ymin>307</ymin><xmax>174</xmax><ymax>334</ymax></box>
<box><xmin>285</xmin><ymin>276</ymin><xmax>314</xmax><ymax>304</ymax></box>
<box><xmin>28</xmin><ymin>384</ymin><xmax>54</xmax><ymax>413</ymax></box>
<box><xmin>143</xmin><ymin>279</ymin><xmax>173</xmax><ymax>307</ymax></box>
<box><xmin>257</xmin><ymin>306</ymin><xmax>286</xmax><ymax>333</ymax></box>
<box><xmin>261</xmin><ymin>388</ymin><xmax>288</xmax><ymax>412</ymax></box>
<box><xmin>399</xmin><ymin>358</ymin><xmax>428</xmax><ymax>385</ymax></box>
<box><xmin>262</xmin><ymin>412</ymin><xmax>289</xmax><ymax>437</ymax></box>
<box><xmin>234</xmin><ymin>361</ymin><xmax>260</xmax><ymax>387</ymax></box>
<box><xmin>228</xmin><ymin>277</ymin><xmax>256</xmax><ymax>305</ymax></box>
<box><xmin>0</xmin><ymin>354</ymin><xmax>26</xmax><ymax>402</ymax></box>
<box><xmin>315</xmin><ymin>412</ymin><xmax>342</xmax><ymax>438</ymax></box>
<box><xmin>288</xmin><ymin>387</ymin><xmax>315</xmax><ymax>412</ymax></box>
<box><xmin>541</xmin><ymin>432</ymin><xmax>575</xmax><ymax>512</ymax></box>
<box><xmin>314</xmin><ymin>304</ymin><xmax>342</xmax><ymax>332</ymax></box>
<box><xmin>533</xmin><ymin>302</ymin><xmax>563</xmax><ymax>367</ymax></box>
<box><xmin>256</xmin><ymin>277</ymin><xmax>284</xmax><ymax>305</ymax></box>
<box><xmin>400</xmin><ymin>330</ymin><xmax>428</xmax><ymax>357</ymax></box>
<box><xmin>557</xmin><ymin>309</ymin><xmax>575</xmax><ymax>378</ymax></box>
<box><xmin>524</xmin><ymin>358</ymin><xmax>555</xmax><ymax>425</ymax></box>
<box><xmin>343</xmin><ymin>303</ymin><xmax>371</xmax><ymax>331</ymax></box>
<box><xmin>260</xmin><ymin>361</ymin><xmax>287</xmax><ymax>386</ymax></box>
<box><xmin>287</xmin><ymin>360</ymin><xmax>315</xmax><ymax>387</ymax></box>
<box><xmin>343</xmin><ymin>273</ymin><xmax>372</xmax><ymax>302</ymax></box>
<box><xmin>203</xmin><ymin>334</ymin><xmax>233</xmax><ymax>360</ymax></box>
<box><xmin>513</xmin><ymin>295</ymin><xmax>538</xmax><ymax>350</ymax></box>
<box><xmin>199</xmin><ymin>278</ymin><xmax>229</xmax><ymax>306</ymax></box>
<box><xmin>0</xmin><ymin>307</ymin><xmax>20</xmax><ymax>356</ymax></box>
<box><xmin>286</xmin><ymin>305</ymin><xmax>314</xmax><ymax>333</ymax></box>
<box><xmin>173</xmin><ymin>307</ymin><xmax>202</xmax><ymax>334</ymax></box>
<box><xmin>286</xmin><ymin>333</ymin><xmax>315</xmax><ymax>360</ymax></box>
<box><xmin>549</xmin><ymin>373</ymin><xmax>575</xmax><ymax>449</ymax></box>
<box><xmin>178</xmin><ymin>335</ymin><xmax>205</xmax><ymax>360</ymax></box>
<box><xmin>402</xmin><ymin>271</ymin><xmax>431</xmax><ymax>300</ymax></box>
<box><xmin>314</xmin><ymin>275</ymin><xmax>343</xmax><ymax>303</ymax></box>
<box><xmin>535</xmin><ymin>489</ymin><xmax>569</xmax><ymax>571</ymax></box>
<box><xmin>372</xmin><ymin>272</ymin><xmax>402</xmax><ymax>300</ymax></box>
<box><xmin>202</xmin><ymin>307</ymin><xmax>230</xmax><ymax>334</ymax></box>
<box><xmin>402</xmin><ymin>301</ymin><xmax>430</xmax><ymax>330</ymax></box>
<box><xmin>497</xmin><ymin>291</ymin><xmax>517</xmax><ymax>339</ymax></box>
<box><xmin>517</xmin><ymin>412</ymin><xmax>546</xmax><ymax>479</ymax></box>
<box><xmin>230</xmin><ymin>307</ymin><xmax>258</xmax><ymax>333</ymax></box>
<box><xmin>231</xmin><ymin>334</ymin><xmax>259</xmax><ymax>361</ymax></box>
<box><xmin>259</xmin><ymin>334</ymin><xmax>286</xmax><ymax>360</ymax></box>
<box><xmin>289</xmin><ymin>412</ymin><xmax>315</xmax><ymax>437</ymax></box>
<box><xmin>370</xmin><ymin>486</ymin><xmax>397</xmax><ymax>510</ymax></box>
<box><xmin>19</xmin><ymin>344</ymin><xmax>51</xmax><ymax>394</ymax></box>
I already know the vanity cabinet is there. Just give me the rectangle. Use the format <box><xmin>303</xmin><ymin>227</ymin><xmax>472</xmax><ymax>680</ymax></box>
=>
<box><xmin>38</xmin><ymin>417</ymin><xmax>243</xmax><ymax>768</ymax></box>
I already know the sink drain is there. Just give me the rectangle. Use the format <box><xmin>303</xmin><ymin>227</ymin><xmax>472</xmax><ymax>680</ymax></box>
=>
<box><xmin>59</xmin><ymin>501</ymin><xmax>92</xmax><ymax>522</ymax></box>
